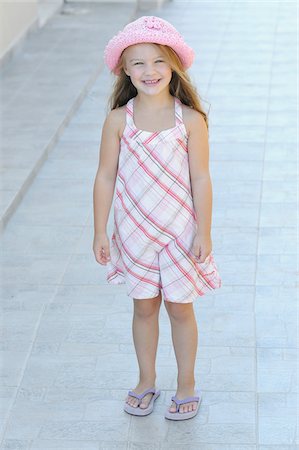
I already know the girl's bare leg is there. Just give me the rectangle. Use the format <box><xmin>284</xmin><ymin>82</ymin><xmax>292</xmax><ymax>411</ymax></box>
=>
<box><xmin>164</xmin><ymin>300</ymin><xmax>199</xmax><ymax>414</ymax></box>
<box><xmin>125</xmin><ymin>292</ymin><xmax>162</xmax><ymax>409</ymax></box>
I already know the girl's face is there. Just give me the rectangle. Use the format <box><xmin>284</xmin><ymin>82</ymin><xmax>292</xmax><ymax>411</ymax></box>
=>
<box><xmin>123</xmin><ymin>43</ymin><xmax>172</xmax><ymax>95</ymax></box>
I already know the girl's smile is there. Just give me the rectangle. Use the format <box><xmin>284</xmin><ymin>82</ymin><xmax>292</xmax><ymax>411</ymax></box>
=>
<box><xmin>142</xmin><ymin>79</ymin><xmax>161</xmax><ymax>85</ymax></box>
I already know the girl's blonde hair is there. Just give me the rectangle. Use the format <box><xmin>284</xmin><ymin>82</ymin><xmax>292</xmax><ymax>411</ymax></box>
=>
<box><xmin>106</xmin><ymin>43</ymin><xmax>210</xmax><ymax>131</ymax></box>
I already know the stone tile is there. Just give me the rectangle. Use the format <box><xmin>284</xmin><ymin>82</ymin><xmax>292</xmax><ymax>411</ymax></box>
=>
<box><xmin>211</xmin><ymin>142</ymin><xmax>265</xmax><ymax>161</ymax></box>
<box><xmin>211</xmin><ymin>161</ymin><xmax>264</xmax><ymax>180</ymax></box>
<box><xmin>129</xmin><ymin>443</ymin><xmax>161</xmax><ymax>450</ymax></box>
<box><xmin>161</xmin><ymin>445</ymin><xmax>256</xmax><ymax>450</ymax></box>
<box><xmin>255</xmin><ymin>313</ymin><xmax>297</xmax><ymax>348</ymax></box>
<box><xmin>60</xmin><ymin>253</ymin><xmax>110</xmax><ymax>286</ymax></box>
<box><xmin>259</xmin><ymin>446</ymin><xmax>298</xmax><ymax>450</ymax></box>
<box><xmin>257</xmin><ymin>348</ymin><xmax>297</xmax><ymax>393</ymax></box>
<box><xmin>129</xmin><ymin>413</ymin><xmax>170</xmax><ymax>442</ymax></box>
<box><xmin>99</xmin><ymin>444</ymin><xmax>128</xmax><ymax>450</ymax></box>
<box><xmin>196</xmin><ymin>285</ymin><xmax>255</xmax><ymax>311</ymax></box>
<box><xmin>206</xmin><ymin>392</ymin><xmax>255</xmax><ymax>424</ymax></box>
<box><xmin>261</xmin><ymin>181</ymin><xmax>297</xmax><ymax>203</ymax></box>
<box><xmin>165</xmin><ymin>421</ymin><xmax>256</xmax><ymax>444</ymax></box>
<box><xmin>214</xmin><ymin>254</ymin><xmax>256</xmax><ymax>285</ymax></box>
<box><xmin>11</xmin><ymin>201</ymin><xmax>90</xmax><ymax>227</ymax></box>
<box><xmin>262</xmin><ymin>161</ymin><xmax>297</xmax><ymax>181</ymax></box>
<box><xmin>197</xmin><ymin>309</ymin><xmax>255</xmax><ymax>347</ymax></box>
<box><xmin>37</xmin><ymin>418</ymin><xmax>130</xmax><ymax>441</ymax></box>
<box><xmin>210</xmin><ymin>110</ymin><xmax>267</xmax><ymax>127</ymax></box>
<box><xmin>0</xmin><ymin>351</ymin><xmax>29</xmax><ymax>388</ymax></box>
<box><xmin>255</xmin><ymin>286</ymin><xmax>297</xmax><ymax>314</ymax></box>
<box><xmin>266</xmin><ymin>126</ymin><xmax>296</xmax><ymax>144</ymax></box>
<box><xmin>258</xmin><ymin>393</ymin><xmax>297</xmax><ymax>445</ymax></box>
<box><xmin>1</xmin><ymin>281</ymin><xmax>41</xmax><ymax>318</ymax></box>
<box><xmin>54</xmin><ymin>124</ymin><xmax>103</xmax><ymax>142</ymax></box>
<box><xmin>212</xmin><ymin>227</ymin><xmax>258</xmax><ymax>255</ymax></box>
<box><xmin>213</xmin><ymin>203</ymin><xmax>260</xmax><ymax>227</ymax></box>
<box><xmin>264</xmin><ymin>143</ymin><xmax>296</xmax><ymax>162</ymax></box>
<box><xmin>1</xmin><ymin>223</ymin><xmax>83</xmax><ymax>256</ymax></box>
<box><xmin>209</xmin><ymin>352</ymin><xmax>255</xmax><ymax>378</ymax></box>
<box><xmin>198</xmin><ymin>347</ymin><xmax>255</xmax><ymax>392</ymax></box>
<box><xmin>255</xmin><ymin>254</ymin><xmax>297</xmax><ymax>287</ymax></box>
<box><xmin>31</xmin><ymin>441</ymin><xmax>100</xmax><ymax>450</ymax></box>
<box><xmin>1</xmin><ymin>440</ymin><xmax>32</xmax><ymax>450</ymax></box>
<box><xmin>5</xmin><ymin>397</ymin><xmax>87</xmax><ymax>441</ymax></box>
<box><xmin>0</xmin><ymin>252</ymin><xmax>70</xmax><ymax>285</ymax></box>
<box><xmin>257</xmin><ymin>227</ymin><xmax>296</xmax><ymax>254</ymax></box>
<box><xmin>47</xmin><ymin>140</ymin><xmax>100</xmax><ymax>161</ymax></box>
<box><xmin>213</xmin><ymin>180</ymin><xmax>262</xmax><ymax>203</ymax></box>
<box><xmin>20</xmin><ymin>355</ymin><xmax>97</xmax><ymax>389</ymax></box>
<box><xmin>36</xmin><ymin>157</ymin><xmax>97</xmax><ymax>181</ymax></box>
<box><xmin>259</xmin><ymin>203</ymin><xmax>297</xmax><ymax>227</ymax></box>
<box><xmin>0</xmin><ymin>386</ymin><xmax>16</xmax><ymax>420</ymax></box>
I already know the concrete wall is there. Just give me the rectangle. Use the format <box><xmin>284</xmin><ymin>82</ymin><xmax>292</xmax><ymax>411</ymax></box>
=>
<box><xmin>0</xmin><ymin>0</ymin><xmax>64</xmax><ymax>66</ymax></box>
<box><xmin>0</xmin><ymin>1</ymin><xmax>38</xmax><ymax>63</ymax></box>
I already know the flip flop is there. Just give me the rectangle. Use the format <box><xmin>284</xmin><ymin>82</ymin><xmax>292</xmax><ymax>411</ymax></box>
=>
<box><xmin>124</xmin><ymin>387</ymin><xmax>161</xmax><ymax>416</ymax></box>
<box><xmin>165</xmin><ymin>390</ymin><xmax>202</xmax><ymax>420</ymax></box>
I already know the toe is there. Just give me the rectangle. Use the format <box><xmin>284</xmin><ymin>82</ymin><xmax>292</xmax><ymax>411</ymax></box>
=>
<box><xmin>179</xmin><ymin>405</ymin><xmax>186</xmax><ymax>413</ymax></box>
<box><xmin>127</xmin><ymin>396</ymin><xmax>139</xmax><ymax>408</ymax></box>
<box><xmin>132</xmin><ymin>398</ymin><xmax>139</xmax><ymax>408</ymax></box>
<box><xmin>169</xmin><ymin>401</ymin><xmax>177</xmax><ymax>413</ymax></box>
<box><xmin>179</xmin><ymin>402</ymin><xmax>197</xmax><ymax>413</ymax></box>
<box><xmin>140</xmin><ymin>393</ymin><xmax>153</xmax><ymax>409</ymax></box>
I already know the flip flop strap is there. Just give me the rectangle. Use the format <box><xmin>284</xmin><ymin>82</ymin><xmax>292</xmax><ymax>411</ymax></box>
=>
<box><xmin>128</xmin><ymin>387</ymin><xmax>156</xmax><ymax>402</ymax></box>
<box><xmin>171</xmin><ymin>395</ymin><xmax>200</xmax><ymax>412</ymax></box>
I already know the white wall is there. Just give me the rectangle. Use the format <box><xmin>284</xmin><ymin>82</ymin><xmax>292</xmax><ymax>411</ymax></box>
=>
<box><xmin>0</xmin><ymin>1</ymin><xmax>38</xmax><ymax>63</ymax></box>
<box><xmin>0</xmin><ymin>0</ymin><xmax>64</xmax><ymax>66</ymax></box>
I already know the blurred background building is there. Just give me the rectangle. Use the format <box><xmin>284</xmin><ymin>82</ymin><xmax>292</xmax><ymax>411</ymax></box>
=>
<box><xmin>0</xmin><ymin>0</ymin><xmax>167</xmax><ymax>67</ymax></box>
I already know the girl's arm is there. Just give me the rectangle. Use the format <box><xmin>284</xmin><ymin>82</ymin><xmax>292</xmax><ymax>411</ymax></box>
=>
<box><xmin>187</xmin><ymin>110</ymin><xmax>213</xmax><ymax>261</ymax></box>
<box><xmin>93</xmin><ymin>110</ymin><xmax>120</xmax><ymax>236</ymax></box>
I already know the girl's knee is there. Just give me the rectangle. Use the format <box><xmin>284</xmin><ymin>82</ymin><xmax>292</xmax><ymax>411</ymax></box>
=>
<box><xmin>164</xmin><ymin>300</ymin><xmax>194</xmax><ymax>321</ymax></box>
<box><xmin>133</xmin><ymin>292</ymin><xmax>162</xmax><ymax>318</ymax></box>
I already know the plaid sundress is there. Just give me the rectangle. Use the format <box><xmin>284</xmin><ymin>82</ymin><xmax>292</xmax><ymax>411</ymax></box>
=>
<box><xmin>106</xmin><ymin>95</ymin><xmax>222</xmax><ymax>303</ymax></box>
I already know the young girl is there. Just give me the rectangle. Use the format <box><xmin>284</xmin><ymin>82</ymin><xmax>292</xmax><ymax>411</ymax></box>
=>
<box><xmin>93</xmin><ymin>15</ymin><xmax>222</xmax><ymax>421</ymax></box>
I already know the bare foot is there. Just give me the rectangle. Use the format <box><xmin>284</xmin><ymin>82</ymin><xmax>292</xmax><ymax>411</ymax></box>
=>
<box><xmin>126</xmin><ymin>383</ymin><xmax>156</xmax><ymax>409</ymax></box>
<box><xmin>168</xmin><ymin>389</ymin><xmax>199</xmax><ymax>414</ymax></box>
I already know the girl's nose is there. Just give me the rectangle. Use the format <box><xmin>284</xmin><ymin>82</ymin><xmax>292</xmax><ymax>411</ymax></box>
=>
<box><xmin>144</xmin><ymin>64</ymin><xmax>157</xmax><ymax>74</ymax></box>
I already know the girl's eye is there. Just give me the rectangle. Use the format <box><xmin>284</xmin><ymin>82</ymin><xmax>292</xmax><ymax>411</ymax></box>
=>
<box><xmin>134</xmin><ymin>60</ymin><xmax>164</xmax><ymax>65</ymax></box>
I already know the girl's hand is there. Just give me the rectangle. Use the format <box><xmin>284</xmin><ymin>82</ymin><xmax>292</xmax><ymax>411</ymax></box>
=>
<box><xmin>191</xmin><ymin>233</ymin><xmax>212</xmax><ymax>263</ymax></box>
<box><xmin>93</xmin><ymin>233</ymin><xmax>111</xmax><ymax>265</ymax></box>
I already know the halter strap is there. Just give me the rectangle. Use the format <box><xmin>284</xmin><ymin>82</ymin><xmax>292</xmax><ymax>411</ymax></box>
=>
<box><xmin>125</xmin><ymin>98</ymin><xmax>134</xmax><ymax>128</ymax></box>
<box><xmin>174</xmin><ymin>97</ymin><xmax>184</xmax><ymax>126</ymax></box>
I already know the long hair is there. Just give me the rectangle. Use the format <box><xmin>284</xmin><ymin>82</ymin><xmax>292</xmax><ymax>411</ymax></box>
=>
<box><xmin>106</xmin><ymin>43</ymin><xmax>210</xmax><ymax>131</ymax></box>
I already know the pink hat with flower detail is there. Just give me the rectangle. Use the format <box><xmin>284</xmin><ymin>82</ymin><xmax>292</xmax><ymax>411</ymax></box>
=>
<box><xmin>104</xmin><ymin>16</ymin><xmax>195</xmax><ymax>75</ymax></box>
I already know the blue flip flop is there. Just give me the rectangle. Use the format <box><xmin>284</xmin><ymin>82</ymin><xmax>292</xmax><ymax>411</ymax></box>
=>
<box><xmin>124</xmin><ymin>387</ymin><xmax>161</xmax><ymax>416</ymax></box>
<box><xmin>165</xmin><ymin>390</ymin><xmax>202</xmax><ymax>420</ymax></box>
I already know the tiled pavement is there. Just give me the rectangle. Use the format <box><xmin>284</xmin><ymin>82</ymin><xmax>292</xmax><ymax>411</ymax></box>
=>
<box><xmin>0</xmin><ymin>1</ymin><xmax>297</xmax><ymax>449</ymax></box>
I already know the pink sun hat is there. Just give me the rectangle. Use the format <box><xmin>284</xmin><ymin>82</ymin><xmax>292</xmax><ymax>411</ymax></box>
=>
<box><xmin>104</xmin><ymin>15</ymin><xmax>195</xmax><ymax>75</ymax></box>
